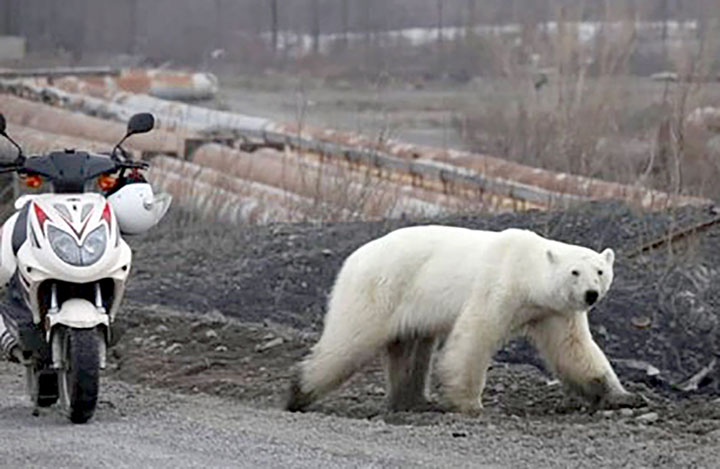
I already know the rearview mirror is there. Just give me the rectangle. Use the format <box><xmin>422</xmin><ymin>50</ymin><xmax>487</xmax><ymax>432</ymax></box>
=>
<box><xmin>126</xmin><ymin>113</ymin><xmax>155</xmax><ymax>136</ymax></box>
<box><xmin>0</xmin><ymin>113</ymin><xmax>6</xmax><ymax>135</ymax></box>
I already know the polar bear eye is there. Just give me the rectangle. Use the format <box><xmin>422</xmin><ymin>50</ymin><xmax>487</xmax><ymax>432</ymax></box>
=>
<box><xmin>571</xmin><ymin>270</ymin><xmax>580</xmax><ymax>277</ymax></box>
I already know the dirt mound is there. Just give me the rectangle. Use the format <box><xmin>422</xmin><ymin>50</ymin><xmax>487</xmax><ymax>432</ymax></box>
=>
<box><xmin>125</xmin><ymin>201</ymin><xmax>720</xmax><ymax>395</ymax></box>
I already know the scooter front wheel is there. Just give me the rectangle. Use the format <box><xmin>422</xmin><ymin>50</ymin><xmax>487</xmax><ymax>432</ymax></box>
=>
<box><xmin>57</xmin><ymin>327</ymin><xmax>101</xmax><ymax>424</ymax></box>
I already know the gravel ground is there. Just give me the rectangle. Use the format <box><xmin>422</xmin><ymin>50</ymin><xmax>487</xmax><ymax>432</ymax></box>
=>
<box><xmin>3</xmin><ymin>201</ymin><xmax>720</xmax><ymax>467</ymax></box>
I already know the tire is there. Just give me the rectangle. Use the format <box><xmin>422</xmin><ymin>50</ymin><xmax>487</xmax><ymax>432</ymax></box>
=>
<box><xmin>58</xmin><ymin>328</ymin><xmax>101</xmax><ymax>424</ymax></box>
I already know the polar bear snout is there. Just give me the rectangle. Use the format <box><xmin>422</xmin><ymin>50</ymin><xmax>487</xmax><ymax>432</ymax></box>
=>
<box><xmin>585</xmin><ymin>290</ymin><xmax>599</xmax><ymax>306</ymax></box>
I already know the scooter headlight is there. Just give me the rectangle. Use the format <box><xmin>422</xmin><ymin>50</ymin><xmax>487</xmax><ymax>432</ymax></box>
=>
<box><xmin>48</xmin><ymin>225</ymin><xmax>107</xmax><ymax>267</ymax></box>
<box><xmin>81</xmin><ymin>226</ymin><xmax>107</xmax><ymax>266</ymax></box>
<box><xmin>48</xmin><ymin>225</ymin><xmax>81</xmax><ymax>266</ymax></box>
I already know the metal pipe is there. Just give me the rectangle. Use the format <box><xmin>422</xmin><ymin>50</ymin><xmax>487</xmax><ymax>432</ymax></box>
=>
<box><xmin>0</xmin><ymin>66</ymin><xmax>120</xmax><ymax>79</ymax></box>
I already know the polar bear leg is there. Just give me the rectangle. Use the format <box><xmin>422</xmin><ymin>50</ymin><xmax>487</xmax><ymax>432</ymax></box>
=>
<box><xmin>527</xmin><ymin>314</ymin><xmax>637</xmax><ymax>407</ymax></box>
<box><xmin>287</xmin><ymin>323</ymin><xmax>389</xmax><ymax>411</ymax></box>
<box><xmin>438</xmin><ymin>304</ymin><xmax>509</xmax><ymax>413</ymax></box>
<box><xmin>385</xmin><ymin>336</ymin><xmax>435</xmax><ymax>411</ymax></box>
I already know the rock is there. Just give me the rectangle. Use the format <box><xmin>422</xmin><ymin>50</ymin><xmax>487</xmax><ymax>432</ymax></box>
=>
<box><xmin>630</xmin><ymin>316</ymin><xmax>652</xmax><ymax>329</ymax></box>
<box><xmin>620</xmin><ymin>408</ymin><xmax>634</xmax><ymax>417</ymax></box>
<box><xmin>600</xmin><ymin>410</ymin><xmax>615</xmax><ymax>418</ymax></box>
<box><xmin>321</xmin><ymin>249</ymin><xmax>333</xmax><ymax>256</ymax></box>
<box><xmin>650</xmin><ymin>71</ymin><xmax>678</xmax><ymax>82</ymax></box>
<box><xmin>205</xmin><ymin>329</ymin><xmax>219</xmax><ymax>340</ymax></box>
<box><xmin>636</xmin><ymin>412</ymin><xmax>659</xmax><ymax>424</ymax></box>
<box><xmin>255</xmin><ymin>337</ymin><xmax>284</xmax><ymax>352</ymax></box>
<box><xmin>261</xmin><ymin>332</ymin><xmax>275</xmax><ymax>341</ymax></box>
<box><xmin>164</xmin><ymin>343</ymin><xmax>182</xmax><ymax>354</ymax></box>
<box><xmin>154</xmin><ymin>325</ymin><xmax>169</xmax><ymax>333</ymax></box>
<box><xmin>215</xmin><ymin>345</ymin><xmax>228</xmax><ymax>352</ymax></box>
<box><xmin>367</xmin><ymin>385</ymin><xmax>385</xmax><ymax>396</ymax></box>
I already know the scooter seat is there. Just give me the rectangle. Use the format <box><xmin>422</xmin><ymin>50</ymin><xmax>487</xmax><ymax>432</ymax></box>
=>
<box><xmin>12</xmin><ymin>203</ymin><xmax>29</xmax><ymax>256</ymax></box>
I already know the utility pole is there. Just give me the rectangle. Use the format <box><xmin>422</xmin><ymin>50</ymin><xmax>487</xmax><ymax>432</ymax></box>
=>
<box><xmin>271</xmin><ymin>0</ymin><xmax>278</xmax><ymax>53</ymax></box>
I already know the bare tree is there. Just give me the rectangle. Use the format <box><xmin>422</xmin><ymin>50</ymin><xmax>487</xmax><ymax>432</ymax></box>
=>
<box><xmin>437</xmin><ymin>0</ymin><xmax>444</xmax><ymax>46</ymax></box>
<box><xmin>127</xmin><ymin>0</ymin><xmax>138</xmax><ymax>55</ymax></box>
<box><xmin>662</xmin><ymin>0</ymin><xmax>669</xmax><ymax>64</ymax></box>
<box><xmin>311</xmin><ymin>0</ymin><xmax>320</xmax><ymax>54</ymax></box>
<box><xmin>466</xmin><ymin>0</ymin><xmax>476</xmax><ymax>38</ymax></box>
<box><xmin>437</xmin><ymin>0</ymin><xmax>445</xmax><ymax>70</ymax></box>
<box><xmin>340</xmin><ymin>0</ymin><xmax>349</xmax><ymax>49</ymax></box>
<box><xmin>4</xmin><ymin>0</ymin><xmax>19</xmax><ymax>35</ymax></box>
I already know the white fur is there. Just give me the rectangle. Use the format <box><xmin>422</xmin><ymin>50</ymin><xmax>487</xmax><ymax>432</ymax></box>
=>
<box><xmin>292</xmin><ymin>226</ymin><xmax>629</xmax><ymax>413</ymax></box>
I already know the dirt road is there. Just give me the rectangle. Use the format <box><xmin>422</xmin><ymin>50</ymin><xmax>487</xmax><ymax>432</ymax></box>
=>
<box><xmin>1</xmin><ymin>359</ymin><xmax>504</xmax><ymax>469</ymax></box>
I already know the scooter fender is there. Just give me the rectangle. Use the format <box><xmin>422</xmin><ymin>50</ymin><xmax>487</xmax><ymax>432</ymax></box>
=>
<box><xmin>47</xmin><ymin>299</ymin><xmax>110</xmax><ymax>331</ymax></box>
<box><xmin>48</xmin><ymin>299</ymin><xmax>109</xmax><ymax>370</ymax></box>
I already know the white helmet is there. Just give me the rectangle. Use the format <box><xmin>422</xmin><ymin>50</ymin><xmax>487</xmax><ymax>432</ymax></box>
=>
<box><xmin>107</xmin><ymin>183</ymin><xmax>172</xmax><ymax>235</ymax></box>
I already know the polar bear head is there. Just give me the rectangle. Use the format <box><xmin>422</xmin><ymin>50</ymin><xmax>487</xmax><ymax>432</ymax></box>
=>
<box><xmin>545</xmin><ymin>246</ymin><xmax>615</xmax><ymax>313</ymax></box>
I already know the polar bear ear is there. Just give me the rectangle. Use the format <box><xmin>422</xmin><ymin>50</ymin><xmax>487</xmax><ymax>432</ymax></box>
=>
<box><xmin>546</xmin><ymin>249</ymin><xmax>557</xmax><ymax>264</ymax></box>
<box><xmin>601</xmin><ymin>248</ymin><xmax>615</xmax><ymax>265</ymax></box>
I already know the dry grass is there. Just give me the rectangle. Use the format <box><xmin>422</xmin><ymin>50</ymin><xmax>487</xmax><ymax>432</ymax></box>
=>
<box><xmin>458</xmin><ymin>8</ymin><xmax>720</xmax><ymax>200</ymax></box>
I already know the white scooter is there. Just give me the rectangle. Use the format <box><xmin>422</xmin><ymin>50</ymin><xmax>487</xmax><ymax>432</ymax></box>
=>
<box><xmin>0</xmin><ymin>112</ymin><xmax>171</xmax><ymax>423</ymax></box>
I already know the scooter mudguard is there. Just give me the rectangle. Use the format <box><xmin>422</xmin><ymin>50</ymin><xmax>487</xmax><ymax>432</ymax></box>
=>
<box><xmin>47</xmin><ymin>299</ymin><xmax>109</xmax><ymax>330</ymax></box>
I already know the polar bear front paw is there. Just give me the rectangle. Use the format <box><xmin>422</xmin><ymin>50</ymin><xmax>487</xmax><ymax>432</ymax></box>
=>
<box><xmin>598</xmin><ymin>390</ymin><xmax>648</xmax><ymax>410</ymax></box>
<box><xmin>444</xmin><ymin>395</ymin><xmax>484</xmax><ymax>415</ymax></box>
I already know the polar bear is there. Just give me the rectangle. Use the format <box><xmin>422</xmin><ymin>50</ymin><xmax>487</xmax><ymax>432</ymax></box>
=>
<box><xmin>286</xmin><ymin>226</ymin><xmax>643</xmax><ymax>413</ymax></box>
